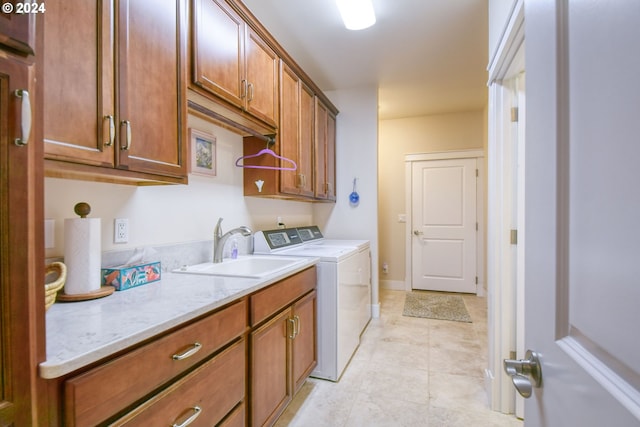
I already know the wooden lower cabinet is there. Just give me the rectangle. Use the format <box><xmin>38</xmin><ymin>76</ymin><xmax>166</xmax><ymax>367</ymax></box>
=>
<box><xmin>56</xmin><ymin>268</ymin><xmax>317</xmax><ymax>427</ymax></box>
<box><xmin>250</xmin><ymin>267</ymin><xmax>317</xmax><ymax>427</ymax></box>
<box><xmin>250</xmin><ymin>309</ymin><xmax>293</xmax><ymax>427</ymax></box>
<box><xmin>63</xmin><ymin>300</ymin><xmax>247</xmax><ymax>426</ymax></box>
<box><xmin>291</xmin><ymin>291</ymin><xmax>317</xmax><ymax>394</ymax></box>
<box><xmin>112</xmin><ymin>340</ymin><xmax>246</xmax><ymax>426</ymax></box>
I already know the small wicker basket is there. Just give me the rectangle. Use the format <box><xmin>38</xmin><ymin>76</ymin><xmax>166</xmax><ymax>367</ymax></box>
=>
<box><xmin>45</xmin><ymin>262</ymin><xmax>66</xmax><ymax>310</ymax></box>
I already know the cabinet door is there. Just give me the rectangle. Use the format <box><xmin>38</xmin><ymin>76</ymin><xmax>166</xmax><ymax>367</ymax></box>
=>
<box><xmin>326</xmin><ymin>109</ymin><xmax>337</xmax><ymax>201</ymax></box>
<box><xmin>314</xmin><ymin>99</ymin><xmax>328</xmax><ymax>199</ymax></box>
<box><xmin>0</xmin><ymin>55</ymin><xmax>42</xmax><ymax>426</ymax></box>
<box><xmin>245</xmin><ymin>27</ymin><xmax>278</xmax><ymax>127</ymax></box>
<box><xmin>0</xmin><ymin>2</ymin><xmax>36</xmax><ymax>55</ymax></box>
<box><xmin>117</xmin><ymin>0</ymin><xmax>186</xmax><ymax>178</ymax></box>
<box><xmin>279</xmin><ymin>62</ymin><xmax>300</xmax><ymax>195</ymax></box>
<box><xmin>192</xmin><ymin>0</ymin><xmax>245</xmax><ymax>108</ymax></box>
<box><xmin>292</xmin><ymin>290</ymin><xmax>317</xmax><ymax>393</ymax></box>
<box><xmin>279</xmin><ymin>62</ymin><xmax>314</xmax><ymax>197</ymax></box>
<box><xmin>251</xmin><ymin>308</ymin><xmax>292</xmax><ymax>427</ymax></box>
<box><xmin>299</xmin><ymin>82</ymin><xmax>315</xmax><ymax>197</ymax></box>
<box><xmin>314</xmin><ymin>99</ymin><xmax>337</xmax><ymax>201</ymax></box>
<box><xmin>43</xmin><ymin>0</ymin><xmax>115</xmax><ymax>167</ymax></box>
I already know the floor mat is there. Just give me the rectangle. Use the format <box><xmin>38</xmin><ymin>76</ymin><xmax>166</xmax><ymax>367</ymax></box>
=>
<box><xmin>402</xmin><ymin>291</ymin><xmax>472</xmax><ymax>323</ymax></box>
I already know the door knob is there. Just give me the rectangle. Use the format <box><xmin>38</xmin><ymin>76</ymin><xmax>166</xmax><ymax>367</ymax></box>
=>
<box><xmin>503</xmin><ymin>349</ymin><xmax>542</xmax><ymax>398</ymax></box>
<box><xmin>413</xmin><ymin>230</ymin><xmax>423</xmax><ymax>236</ymax></box>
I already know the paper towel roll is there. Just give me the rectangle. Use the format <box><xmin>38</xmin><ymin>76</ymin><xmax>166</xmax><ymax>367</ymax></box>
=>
<box><xmin>64</xmin><ymin>217</ymin><xmax>101</xmax><ymax>295</ymax></box>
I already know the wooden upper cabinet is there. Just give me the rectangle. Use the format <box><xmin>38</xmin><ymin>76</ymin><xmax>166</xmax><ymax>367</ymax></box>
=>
<box><xmin>0</xmin><ymin>2</ymin><xmax>37</xmax><ymax>55</ymax></box>
<box><xmin>44</xmin><ymin>1</ymin><xmax>114</xmax><ymax>168</ymax></box>
<box><xmin>116</xmin><ymin>0</ymin><xmax>185</xmax><ymax>178</ymax></box>
<box><xmin>244</xmin><ymin>26</ymin><xmax>278</xmax><ymax>126</ymax></box>
<box><xmin>326</xmin><ymin>110</ymin><xmax>337</xmax><ymax>201</ymax></box>
<box><xmin>279</xmin><ymin>61</ymin><xmax>313</xmax><ymax>197</ymax></box>
<box><xmin>298</xmin><ymin>81</ymin><xmax>315</xmax><ymax>196</ymax></box>
<box><xmin>314</xmin><ymin>98</ymin><xmax>337</xmax><ymax>201</ymax></box>
<box><xmin>192</xmin><ymin>0</ymin><xmax>278</xmax><ymax>128</ymax></box>
<box><xmin>43</xmin><ymin>0</ymin><xmax>187</xmax><ymax>184</ymax></box>
<box><xmin>192</xmin><ymin>0</ymin><xmax>244</xmax><ymax>108</ymax></box>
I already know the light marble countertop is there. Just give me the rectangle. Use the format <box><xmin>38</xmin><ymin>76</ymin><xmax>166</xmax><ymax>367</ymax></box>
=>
<box><xmin>40</xmin><ymin>257</ymin><xmax>318</xmax><ymax>379</ymax></box>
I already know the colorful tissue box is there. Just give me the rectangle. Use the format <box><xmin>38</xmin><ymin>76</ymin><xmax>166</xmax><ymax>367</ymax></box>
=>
<box><xmin>101</xmin><ymin>261</ymin><xmax>161</xmax><ymax>291</ymax></box>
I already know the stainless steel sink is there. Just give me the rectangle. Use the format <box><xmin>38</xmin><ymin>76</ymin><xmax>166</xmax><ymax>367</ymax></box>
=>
<box><xmin>173</xmin><ymin>256</ymin><xmax>307</xmax><ymax>279</ymax></box>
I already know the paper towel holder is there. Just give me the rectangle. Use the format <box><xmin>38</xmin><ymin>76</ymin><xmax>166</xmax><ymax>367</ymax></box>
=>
<box><xmin>57</xmin><ymin>201</ymin><xmax>116</xmax><ymax>302</ymax></box>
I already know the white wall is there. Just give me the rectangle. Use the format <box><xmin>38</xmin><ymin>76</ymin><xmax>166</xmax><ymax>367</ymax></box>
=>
<box><xmin>44</xmin><ymin>114</ymin><xmax>314</xmax><ymax>258</ymax></box>
<box><xmin>313</xmin><ymin>86</ymin><xmax>380</xmax><ymax>316</ymax></box>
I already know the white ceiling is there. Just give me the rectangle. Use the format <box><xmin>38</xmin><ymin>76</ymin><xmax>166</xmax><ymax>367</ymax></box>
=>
<box><xmin>242</xmin><ymin>0</ymin><xmax>489</xmax><ymax>120</ymax></box>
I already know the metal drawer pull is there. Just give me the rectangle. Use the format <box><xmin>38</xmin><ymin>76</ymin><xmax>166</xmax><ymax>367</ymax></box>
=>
<box><xmin>172</xmin><ymin>342</ymin><xmax>202</xmax><ymax>360</ymax></box>
<box><xmin>172</xmin><ymin>406</ymin><xmax>202</xmax><ymax>427</ymax></box>
<box><xmin>14</xmin><ymin>89</ymin><xmax>31</xmax><ymax>146</ymax></box>
<box><xmin>104</xmin><ymin>115</ymin><xmax>115</xmax><ymax>146</ymax></box>
<box><xmin>120</xmin><ymin>120</ymin><xmax>131</xmax><ymax>150</ymax></box>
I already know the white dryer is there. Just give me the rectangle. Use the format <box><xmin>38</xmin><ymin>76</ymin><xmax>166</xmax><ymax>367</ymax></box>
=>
<box><xmin>254</xmin><ymin>227</ymin><xmax>371</xmax><ymax>381</ymax></box>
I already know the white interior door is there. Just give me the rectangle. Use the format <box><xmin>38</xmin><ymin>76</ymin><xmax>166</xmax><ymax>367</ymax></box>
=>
<box><xmin>411</xmin><ymin>158</ymin><xmax>477</xmax><ymax>293</ymax></box>
<box><xmin>519</xmin><ymin>1</ymin><xmax>640</xmax><ymax>424</ymax></box>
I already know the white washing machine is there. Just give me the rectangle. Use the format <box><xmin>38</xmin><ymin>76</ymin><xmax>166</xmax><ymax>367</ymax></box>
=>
<box><xmin>254</xmin><ymin>227</ymin><xmax>371</xmax><ymax>381</ymax></box>
<box><xmin>296</xmin><ymin>225</ymin><xmax>370</xmax><ymax>253</ymax></box>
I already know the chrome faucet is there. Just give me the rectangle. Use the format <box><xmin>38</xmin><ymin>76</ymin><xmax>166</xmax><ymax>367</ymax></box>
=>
<box><xmin>213</xmin><ymin>218</ymin><xmax>253</xmax><ymax>263</ymax></box>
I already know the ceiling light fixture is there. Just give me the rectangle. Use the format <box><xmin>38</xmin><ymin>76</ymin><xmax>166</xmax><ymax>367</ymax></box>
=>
<box><xmin>336</xmin><ymin>0</ymin><xmax>376</xmax><ymax>31</ymax></box>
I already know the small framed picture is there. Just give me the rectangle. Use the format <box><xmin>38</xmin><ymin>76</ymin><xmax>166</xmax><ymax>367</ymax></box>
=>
<box><xmin>189</xmin><ymin>128</ymin><xmax>216</xmax><ymax>177</ymax></box>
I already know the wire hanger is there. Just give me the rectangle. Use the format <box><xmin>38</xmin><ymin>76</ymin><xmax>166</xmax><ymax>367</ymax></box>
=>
<box><xmin>235</xmin><ymin>138</ymin><xmax>297</xmax><ymax>171</ymax></box>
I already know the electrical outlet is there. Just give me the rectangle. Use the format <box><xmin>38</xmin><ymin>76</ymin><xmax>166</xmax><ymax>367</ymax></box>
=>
<box><xmin>114</xmin><ymin>218</ymin><xmax>129</xmax><ymax>243</ymax></box>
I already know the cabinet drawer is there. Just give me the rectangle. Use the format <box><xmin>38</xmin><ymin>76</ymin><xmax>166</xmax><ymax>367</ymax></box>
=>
<box><xmin>251</xmin><ymin>266</ymin><xmax>316</xmax><ymax>326</ymax></box>
<box><xmin>219</xmin><ymin>402</ymin><xmax>245</xmax><ymax>427</ymax></box>
<box><xmin>112</xmin><ymin>340</ymin><xmax>246</xmax><ymax>426</ymax></box>
<box><xmin>65</xmin><ymin>299</ymin><xmax>247</xmax><ymax>426</ymax></box>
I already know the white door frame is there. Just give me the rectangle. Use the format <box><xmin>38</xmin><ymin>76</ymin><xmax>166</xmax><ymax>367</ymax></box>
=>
<box><xmin>404</xmin><ymin>149</ymin><xmax>485</xmax><ymax>296</ymax></box>
<box><xmin>486</xmin><ymin>0</ymin><xmax>524</xmax><ymax>415</ymax></box>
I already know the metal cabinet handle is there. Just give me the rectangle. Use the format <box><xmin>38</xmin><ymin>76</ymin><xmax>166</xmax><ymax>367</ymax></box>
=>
<box><xmin>14</xmin><ymin>89</ymin><xmax>31</xmax><ymax>146</ymax></box>
<box><xmin>172</xmin><ymin>406</ymin><xmax>202</xmax><ymax>427</ymax></box>
<box><xmin>241</xmin><ymin>79</ymin><xmax>248</xmax><ymax>99</ymax></box>
<box><xmin>120</xmin><ymin>120</ymin><xmax>131</xmax><ymax>150</ymax></box>
<box><xmin>503</xmin><ymin>350</ymin><xmax>542</xmax><ymax>398</ymax></box>
<box><xmin>288</xmin><ymin>318</ymin><xmax>296</xmax><ymax>339</ymax></box>
<box><xmin>294</xmin><ymin>315</ymin><xmax>300</xmax><ymax>337</ymax></box>
<box><xmin>297</xmin><ymin>174</ymin><xmax>307</xmax><ymax>189</ymax></box>
<box><xmin>413</xmin><ymin>230</ymin><xmax>423</xmax><ymax>236</ymax></box>
<box><xmin>172</xmin><ymin>342</ymin><xmax>202</xmax><ymax>361</ymax></box>
<box><xmin>248</xmin><ymin>82</ymin><xmax>254</xmax><ymax>101</ymax></box>
<box><xmin>104</xmin><ymin>115</ymin><xmax>115</xmax><ymax>147</ymax></box>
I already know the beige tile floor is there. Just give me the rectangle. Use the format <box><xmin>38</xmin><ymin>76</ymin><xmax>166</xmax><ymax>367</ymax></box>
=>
<box><xmin>275</xmin><ymin>289</ymin><xmax>524</xmax><ymax>427</ymax></box>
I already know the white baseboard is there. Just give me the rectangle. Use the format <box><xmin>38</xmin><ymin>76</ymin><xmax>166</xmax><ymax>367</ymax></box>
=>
<box><xmin>477</xmin><ymin>282</ymin><xmax>486</xmax><ymax>297</ymax></box>
<box><xmin>371</xmin><ymin>303</ymin><xmax>380</xmax><ymax>318</ymax></box>
<box><xmin>379</xmin><ymin>279</ymin><xmax>405</xmax><ymax>291</ymax></box>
